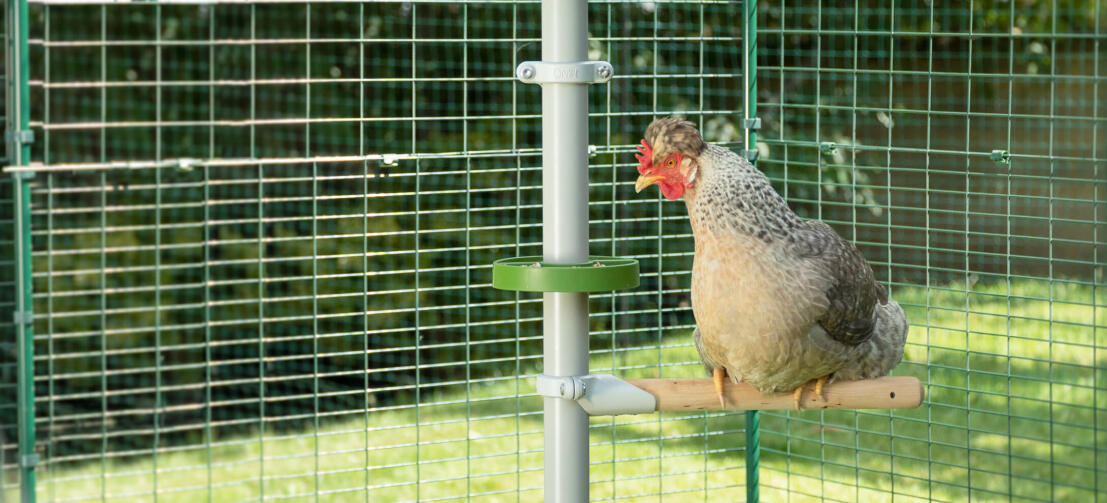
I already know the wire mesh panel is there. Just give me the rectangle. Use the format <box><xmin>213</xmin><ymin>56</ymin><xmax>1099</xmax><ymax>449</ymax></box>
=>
<box><xmin>9</xmin><ymin>1</ymin><xmax>756</xmax><ymax>501</ymax></box>
<box><xmin>756</xmin><ymin>1</ymin><xmax>1105</xmax><ymax>501</ymax></box>
<box><xmin>5</xmin><ymin>0</ymin><xmax>1104</xmax><ymax>502</ymax></box>
<box><xmin>1</xmin><ymin>6</ymin><xmax>20</xmax><ymax>487</ymax></box>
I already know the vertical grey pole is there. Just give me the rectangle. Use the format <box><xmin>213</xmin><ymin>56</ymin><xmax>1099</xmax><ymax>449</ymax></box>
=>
<box><xmin>541</xmin><ymin>0</ymin><xmax>590</xmax><ymax>502</ymax></box>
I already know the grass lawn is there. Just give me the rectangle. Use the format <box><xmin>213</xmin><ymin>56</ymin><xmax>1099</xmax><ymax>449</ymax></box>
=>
<box><xmin>9</xmin><ymin>280</ymin><xmax>1105</xmax><ymax>502</ymax></box>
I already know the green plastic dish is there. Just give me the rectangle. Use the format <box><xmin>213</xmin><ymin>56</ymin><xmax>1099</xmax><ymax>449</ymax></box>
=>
<box><xmin>492</xmin><ymin>256</ymin><xmax>640</xmax><ymax>292</ymax></box>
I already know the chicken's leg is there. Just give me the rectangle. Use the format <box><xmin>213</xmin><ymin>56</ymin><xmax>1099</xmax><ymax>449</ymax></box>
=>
<box><xmin>813</xmin><ymin>375</ymin><xmax>829</xmax><ymax>401</ymax></box>
<box><xmin>792</xmin><ymin>375</ymin><xmax>831</xmax><ymax>410</ymax></box>
<box><xmin>713</xmin><ymin>368</ymin><xmax>727</xmax><ymax>409</ymax></box>
<box><xmin>791</xmin><ymin>384</ymin><xmax>805</xmax><ymax>410</ymax></box>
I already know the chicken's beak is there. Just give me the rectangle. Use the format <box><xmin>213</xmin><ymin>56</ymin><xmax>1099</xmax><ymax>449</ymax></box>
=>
<box><xmin>635</xmin><ymin>174</ymin><xmax>662</xmax><ymax>193</ymax></box>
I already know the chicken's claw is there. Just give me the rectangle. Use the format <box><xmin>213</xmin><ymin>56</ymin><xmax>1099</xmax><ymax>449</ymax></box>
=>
<box><xmin>713</xmin><ymin>368</ymin><xmax>727</xmax><ymax>409</ymax></box>
<box><xmin>791</xmin><ymin>376</ymin><xmax>830</xmax><ymax>410</ymax></box>
<box><xmin>814</xmin><ymin>375</ymin><xmax>829</xmax><ymax>402</ymax></box>
<box><xmin>791</xmin><ymin>384</ymin><xmax>805</xmax><ymax>410</ymax></box>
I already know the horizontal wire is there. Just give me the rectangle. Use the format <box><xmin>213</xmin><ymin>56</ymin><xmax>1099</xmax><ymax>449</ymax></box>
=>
<box><xmin>7</xmin><ymin>147</ymin><xmax>549</xmax><ymax>172</ymax></box>
<box><xmin>28</xmin><ymin>35</ymin><xmax>766</xmax><ymax>48</ymax></box>
<box><xmin>27</xmin><ymin>0</ymin><xmax>736</xmax><ymax>4</ymax></box>
<box><xmin>23</xmin><ymin>102</ymin><xmax>1107</xmax><ymax>133</ymax></box>
<box><xmin>29</xmin><ymin>68</ymin><xmax>1102</xmax><ymax>92</ymax></box>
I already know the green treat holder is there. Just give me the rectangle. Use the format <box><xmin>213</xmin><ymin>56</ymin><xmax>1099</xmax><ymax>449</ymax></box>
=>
<box><xmin>492</xmin><ymin>256</ymin><xmax>640</xmax><ymax>292</ymax></box>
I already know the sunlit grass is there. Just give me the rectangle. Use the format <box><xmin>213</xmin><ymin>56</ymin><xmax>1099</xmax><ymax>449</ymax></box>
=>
<box><xmin>10</xmin><ymin>281</ymin><xmax>1104</xmax><ymax>502</ymax></box>
<box><xmin>759</xmin><ymin>279</ymin><xmax>1105</xmax><ymax>503</ymax></box>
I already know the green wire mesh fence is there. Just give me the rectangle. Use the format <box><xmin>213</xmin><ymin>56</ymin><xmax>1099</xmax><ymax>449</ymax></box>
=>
<box><xmin>2</xmin><ymin>1</ymin><xmax>1104</xmax><ymax>502</ymax></box>
<box><xmin>758</xmin><ymin>3</ymin><xmax>1103</xmax><ymax>501</ymax></box>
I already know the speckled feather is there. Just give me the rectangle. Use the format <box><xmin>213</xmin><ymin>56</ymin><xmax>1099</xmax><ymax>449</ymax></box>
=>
<box><xmin>645</xmin><ymin>118</ymin><xmax>908</xmax><ymax>394</ymax></box>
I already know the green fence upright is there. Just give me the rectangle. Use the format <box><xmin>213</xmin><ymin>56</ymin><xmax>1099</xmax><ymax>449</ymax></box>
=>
<box><xmin>742</xmin><ymin>1</ymin><xmax>760</xmax><ymax>501</ymax></box>
<box><xmin>5</xmin><ymin>0</ymin><xmax>36</xmax><ymax>501</ymax></box>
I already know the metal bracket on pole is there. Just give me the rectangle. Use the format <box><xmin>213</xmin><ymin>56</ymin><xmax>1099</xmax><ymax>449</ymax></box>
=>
<box><xmin>9</xmin><ymin>170</ymin><xmax>35</xmax><ymax>180</ymax></box>
<box><xmin>19</xmin><ymin>453</ymin><xmax>39</xmax><ymax>469</ymax></box>
<box><xmin>516</xmin><ymin>61</ymin><xmax>614</xmax><ymax>85</ymax></box>
<box><xmin>12</xmin><ymin>310</ymin><xmax>33</xmax><ymax>325</ymax></box>
<box><xmin>5</xmin><ymin>131</ymin><xmax>36</xmax><ymax>179</ymax></box>
<box><xmin>6</xmin><ymin>130</ymin><xmax>34</xmax><ymax>146</ymax></box>
<box><xmin>536</xmin><ymin>373</ymin><xmax>657</xmax><ymax>416</ymax></box>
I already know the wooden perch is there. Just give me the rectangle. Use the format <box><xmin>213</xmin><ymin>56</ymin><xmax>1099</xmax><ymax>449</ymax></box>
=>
<box><xmin>627</xmin><ymin>376</ymin><xmax>923</xmax><ymax>411</ymax></box>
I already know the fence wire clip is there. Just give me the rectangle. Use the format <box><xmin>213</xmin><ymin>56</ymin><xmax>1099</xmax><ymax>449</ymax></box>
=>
<box><xmin>516</xmin><ymin>61</ymin><xmax>614</xmax><ymax>85</ymax></box>
<box><xmin>9</xmin><ymin>169</ymin><xmax>35</xmax><ymax>180</ymax></box>
<box><xmin>741</xmin><ymin>149</ymin><xmax>760</xmax><ymax>162</ymax></box>
<box><xmin>742</xmin><ymin>117</ymin><xmax>761</xmax><ymax>130</ymax></box>
<box><xmin>990</xmin><ymin>149</ymin><xmax>1010</xmax><ymax>164</ymax></box>
<box><xmin>6</xmin><ymin>130</ymin><xmax>34</xmax><ymax>146</ymax></box>
<box><xmin>175</xmin><ymin>158</ymin><xmax>198</xmax><ymax>172</ymax></box>
<box><xmin>535</xmin><ymin>373</ymin><xmax>656</xmax><ymax>416</ymax></box>
<box><xmin>380</xmin><ymin>154</ymin><xmax>399</xmax><ymax>167</ymax></box>
<box><xmin>12</xmin><ymin>310</ymin><xmax>33</xmax><ymax>325</ymax></box>
<box><xmin>20</xmin><ymin>453</ymin><xmax>39</xmax><ymax>469</ymax></box>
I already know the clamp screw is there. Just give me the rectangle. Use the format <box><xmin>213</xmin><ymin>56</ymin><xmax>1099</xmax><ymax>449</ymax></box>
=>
<box><xmin>596</xmin><ymin>64</ymin><xmax>612</xmax><ymax>80</ymax></box>
<box><xmin>519</xmin><ymin>65</ymin><xmax>536</xmax><ymax>81</ymax></box>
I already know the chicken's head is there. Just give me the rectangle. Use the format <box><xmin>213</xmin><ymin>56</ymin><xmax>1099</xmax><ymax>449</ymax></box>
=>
<box><xmin>634</xmin><ymin>117</ymin><xmax>706</xmax><ymax>200</ymax></box>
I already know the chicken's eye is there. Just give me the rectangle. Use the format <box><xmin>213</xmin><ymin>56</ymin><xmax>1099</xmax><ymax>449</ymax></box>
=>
<box><xmin>665</xmin><ymin>158</ymin><xmax>676</xmax><ymax>168</ymax></box>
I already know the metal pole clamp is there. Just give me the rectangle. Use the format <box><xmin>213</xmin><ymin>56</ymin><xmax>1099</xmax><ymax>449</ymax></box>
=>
<box><xmin>535</xmin><ymin>373</ymin><xmax>656</xmax><ymax>416</ymax></box>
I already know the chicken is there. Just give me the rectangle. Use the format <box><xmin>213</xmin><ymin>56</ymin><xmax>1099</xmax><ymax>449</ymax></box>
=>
<box><xmin>634</xmin><ymin>118</ymin><xmax>908</xmax><ymax>409</ymax></box>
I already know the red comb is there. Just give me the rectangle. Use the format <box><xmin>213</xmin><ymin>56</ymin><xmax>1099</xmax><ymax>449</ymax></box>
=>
<box><xmin>635</xmin><ymin>139</ymin><xmax>653</xmax><ymax>174</ymax></box>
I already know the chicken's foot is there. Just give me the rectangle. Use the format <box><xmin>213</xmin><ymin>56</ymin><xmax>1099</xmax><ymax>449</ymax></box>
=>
<box><xmin>713</xmin><ymin>368</ymin><xmax>727</xmax><ymax>409</ymax></box>
<box><xmin>792</xmin><ymin>375</ymin><xmax>832</xmax><ymax>410</ymax></box>
<box><xmin>814</xmin><ymin>375</ymin><xmax>829</xmax><ymax>401</ymax></box>
<box><xmin>791</xmin><ymin>384</ymin><xmax>805</xmax><ymax>410</ymax></box>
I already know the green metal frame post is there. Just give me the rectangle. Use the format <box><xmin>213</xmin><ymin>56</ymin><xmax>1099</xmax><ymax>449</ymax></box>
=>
<box><xmin>742</xmin><ymin>1</ymin><xmax>760</xmax><ymax>502</ymax></box>
<box><xmin>6</xmin><ymin>0</ymin><xmax>36</xmax><ymax>501</ymax></box>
